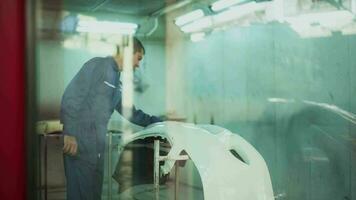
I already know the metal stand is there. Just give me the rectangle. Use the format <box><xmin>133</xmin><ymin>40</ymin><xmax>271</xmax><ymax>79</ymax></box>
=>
<box><xmin>153</xmin><ymin>139</ymin><xmax>189</xmax><ymax>200</ymax></box>
<box><xmin>175</xmin><ymin>163</ymin><xmax>179</xmax><ymax>200</ymax></box>
<box><xmin>107</xmin><ymin>130</ymin><xmax>122</xmax><ymax>200</ymax></box>
<box><xmin>39</xmin><ymin>132</ymin><xmax>62</xmax><ymax>200</ymax></box>
<box><xmin>154</xmin><ymin>140</ymin><xmax>160</xmax><ymax>200</ymax></box>
<box><xmin>108</xmin><ymin>131</ymin><xmax>113</xmax><ymax>200</ymax></box>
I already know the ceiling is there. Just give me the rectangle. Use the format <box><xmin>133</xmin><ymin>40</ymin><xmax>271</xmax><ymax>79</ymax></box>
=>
<box><xmin>41</xmin><ymin>0</ymin><xmax>351</xmax><ymax>18</ymax></box>
<box><xmin>39</xmin><ymin>0</ymin><xmax>352</xmax><ymax>39</ymax></box>
<box><xmin>42</xmin><ymin>0</ymin><xmax>188</xmax><ymax>16</ymax></box>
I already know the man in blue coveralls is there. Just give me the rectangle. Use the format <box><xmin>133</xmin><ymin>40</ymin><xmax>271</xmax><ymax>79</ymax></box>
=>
<box><xmin>60</xmin><ymin>37</ymin><xmax>161</xmax><ymax>200</ymax></box>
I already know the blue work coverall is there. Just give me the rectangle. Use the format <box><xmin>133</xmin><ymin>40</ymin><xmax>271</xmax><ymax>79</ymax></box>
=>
<box><xmin>60</xmin><ymin>56</ymin><xmax>161</xmax><ymax>200</ymax></box>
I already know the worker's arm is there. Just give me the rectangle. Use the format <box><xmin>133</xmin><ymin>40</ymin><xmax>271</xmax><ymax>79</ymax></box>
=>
<box><xmin>115</xmin><ymin>101</ymin><xmax>162</xmax><ymax>127</ymax></box>
<box><xmin>130</xmin><ymin>106</ymin><xmax>162</xmax><ymax>127</ymax></box>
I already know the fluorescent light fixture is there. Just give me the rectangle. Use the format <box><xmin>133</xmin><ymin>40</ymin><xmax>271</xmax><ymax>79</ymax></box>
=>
<box><xmin>76</xmin><ymin>20</ymin><xmax>138</xmax><ymax>34</ymax></box>
<box><xmin>180</xmin><ymin>16</ymin><xmax>213</xmax><ymax>33</ymax></box>
<box><xmin>179</xmin><ymin>2</ymin><xmax>265</xmax><ymax>33</ymax></box>
<box><xmin>314</xmin><ymin>11</ymin><xmax>353</xmax><ymax>31</ymax></box>
<box><xmin>270</xmin><ymin>0</ymin><xmax>284</xmax><ymax>22</ymax></box>
<box><xmin>175</xmin><ymin>9</ymin><xmax>205</xmax><ymax>26</ymax></box>
<box><xmin>213</xmin><ymin>2</ymin><xmax>264</xmax><ymax>24</ymax></box>
<box><xmin>63</xmin><ymin>36</ymin><xmax>83</xmax><ymax>49</ymax></box>
<box><xmin>211</xmin><ymin>0</ymin><xmax>244</xmax><ymax>12</ymax></box>
<box><xmin>285</xmin><ymin>10</ymin><xmax>355</xmax><ymax>38</ymax></box>
<box><xmin>288</xmin><ymin>18</ymin><xmax>331</xmax><ymax>38</ymax></box>
<box><xmin>341</xmin><ymin>23</ymin><xmax>356</xmax><ymax>35</ymax></box>
<box><xmin>190</xmin><ymin>32</ymin><xmax>206</xmax><ymax>42</ymax></box>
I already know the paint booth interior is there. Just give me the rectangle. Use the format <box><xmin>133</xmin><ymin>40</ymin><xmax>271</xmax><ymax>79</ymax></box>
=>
<box><xmin>35</xmin><ymin>0</ymin><xmax>356</xmax><ymax>199</ymax></box>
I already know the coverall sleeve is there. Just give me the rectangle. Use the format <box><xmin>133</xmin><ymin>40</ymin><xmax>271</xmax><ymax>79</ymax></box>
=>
<box><xmin>115</xmin><ymin>102</ymin><xmax>162</xmax><ymax>127</ymax></box>
<box><xmin>60</xmin><ymin>62</ymin><xmax>100</xmax><ymax>136</ymax></box>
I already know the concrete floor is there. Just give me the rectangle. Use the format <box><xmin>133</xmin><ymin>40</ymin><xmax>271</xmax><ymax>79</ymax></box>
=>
<box><xmin>45</xmin><ymin>181</ymin><xmax>204</xmax><ymax>200</ymax></box>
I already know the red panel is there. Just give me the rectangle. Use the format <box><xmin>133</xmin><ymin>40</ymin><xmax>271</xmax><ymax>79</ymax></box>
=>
<box><xmin>0</xmin><ymin>0</ymin><xmax>26</xmax><ymax>199</ymax></box>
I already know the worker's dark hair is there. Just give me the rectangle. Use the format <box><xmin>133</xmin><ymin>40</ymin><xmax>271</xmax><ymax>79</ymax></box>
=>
<box><xmin>133</xmin><ymin>37</ymin><xmax>145</xmax><ymax>54</ymax></box>
<box><xmin>116</xmin><ymin>37</ymin><xmax>145</xmax><ymax>55</ymax></box>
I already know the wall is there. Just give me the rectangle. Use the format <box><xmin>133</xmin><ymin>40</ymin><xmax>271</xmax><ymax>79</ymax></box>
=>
<box><xmin>166</xmin><ymin>22</ymin><xmax>356</xmax><ymax>199</ymax></box>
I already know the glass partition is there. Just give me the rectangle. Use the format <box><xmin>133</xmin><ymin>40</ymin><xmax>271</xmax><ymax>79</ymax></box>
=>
<box><xmin>34</xmin><ymin>0</ymin><xmax>355</xmax><ymax>199</ymax></box>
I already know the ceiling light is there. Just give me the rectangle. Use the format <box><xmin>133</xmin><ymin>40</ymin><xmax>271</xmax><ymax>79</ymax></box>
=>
<box><xmin>213</xmin><ymin>2</ymin><xmax>264</xmax><ymax>24</ymax></box>
<box><xmin>175</xmin><ymin>9</ymin><xmax>205</xmax><ymax>26</ymax></box>
<box><xmin>76</xmin><ymin>20</ymin><xmax>138</xmax><ymax>34</ymax></box>
<box><xmin>285</xmin><ymin>10</ymin><xmax>355</xmax><ymax>37</ymax></box>
<box><xmin>211</xmin><ymin>0</ymin><xmax>244</xmax><ymax>12</ymax></box>
<box><xmin>180</xmin><ymin>16</ymin><xmax>213</xmax><ymax>33</ymax></box>
<box><xmin>190</xmin><ymin>32</ymin><xmax>206</xmax><ymax>42</ymax></box>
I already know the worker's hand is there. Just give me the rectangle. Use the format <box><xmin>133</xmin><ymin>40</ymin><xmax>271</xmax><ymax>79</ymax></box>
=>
<box><xmin>63</xmin><ymin>135</ymin><xmax>78</xmax><ymax>156</ymax></box>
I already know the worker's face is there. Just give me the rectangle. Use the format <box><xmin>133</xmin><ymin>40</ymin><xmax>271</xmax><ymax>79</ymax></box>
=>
<box><xmin>133</xmin><ymin>49</ymin><xmax>144</xmax><ymax>69</ymax></box>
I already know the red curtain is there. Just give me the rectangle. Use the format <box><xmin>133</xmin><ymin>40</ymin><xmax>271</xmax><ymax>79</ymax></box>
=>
<box><xmin>0</xmin><ymin>0</ymin><xmax>26</xmax><ymax>199</ymax></box>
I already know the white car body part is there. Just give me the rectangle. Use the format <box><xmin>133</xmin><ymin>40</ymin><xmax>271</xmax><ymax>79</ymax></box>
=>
<box><xmin>118</xmin><ymin>121</ymin><xmax>274</xmax><ymax>200</ymax></box>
